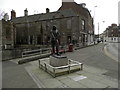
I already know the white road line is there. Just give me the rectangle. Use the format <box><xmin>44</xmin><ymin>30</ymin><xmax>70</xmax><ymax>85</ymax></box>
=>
<box><xmin>104</xmin><ymin>45</ymin><xmax>118</xmax><ymax>62</ymax></box>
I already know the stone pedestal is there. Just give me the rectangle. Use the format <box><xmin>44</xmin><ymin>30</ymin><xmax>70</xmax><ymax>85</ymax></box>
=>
<box><xmin>50</xmin><ymin>55</ymin><xmax>68</xmax><ymax>67</ymax></box>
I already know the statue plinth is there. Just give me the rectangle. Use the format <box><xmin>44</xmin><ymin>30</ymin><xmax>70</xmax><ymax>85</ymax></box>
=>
<box><xmin>50</xmin><ymin>55</ymin><xmax>68</xmax><ymax>67</ymax></box>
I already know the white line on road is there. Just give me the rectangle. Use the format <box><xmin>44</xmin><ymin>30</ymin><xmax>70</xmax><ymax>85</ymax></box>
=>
<box><xmin>104</xmin><ymin>45</ymin><xmax>118</xmax><ymax>62</ymax></box>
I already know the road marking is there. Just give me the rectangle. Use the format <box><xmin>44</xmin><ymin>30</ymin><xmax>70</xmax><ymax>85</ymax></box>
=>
<box><xmin>104</xmin><ymin>45</ymin><xmax>118</xmax><ymax>62</ymax></box>
<box><xmin>72</xmin><ymin>76</ymin><xmax>87</xmax><ymax>81</ymax></box>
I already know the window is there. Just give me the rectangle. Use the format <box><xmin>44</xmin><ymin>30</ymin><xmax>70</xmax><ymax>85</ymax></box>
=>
<box><xmin>114</xmin><ymin>38</ymin><xmax>116</xmax><ymax>40</ymax></box>
<box><xmin>6</xmin><ymin>27</ymin><xmax>11</xmax><ymax>39</ymax></box>
<box><xmin>81</xmin><ymin>19</ymin><xmax>85</xmax><ymax>30</ymax></box>
<box><xmin>67</xmin><ymin>19</ymin><xmax>71</xmax><ymax>29</ymax></box>
<box><xmin>111</xmin><ymin>37</ymin><xmax>113</xmax><ymax>40</ymax></box>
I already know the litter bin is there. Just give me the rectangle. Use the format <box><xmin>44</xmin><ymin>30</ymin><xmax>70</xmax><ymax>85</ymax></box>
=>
<box><xmin>68</xmin><ymin>43</ymin><xmax>73</xmax><ymax>52</ymax></box>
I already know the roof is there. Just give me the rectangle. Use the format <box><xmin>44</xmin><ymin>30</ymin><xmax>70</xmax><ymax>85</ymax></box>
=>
<box><xmin>11</xmin><ymin>9</ymin><xmax>77</xmax><ymax>24</ymax></box>
<box><xmin>58</xmin><ymin>2</ymin><xmax>92</xmax><ymax>19</ymax></box>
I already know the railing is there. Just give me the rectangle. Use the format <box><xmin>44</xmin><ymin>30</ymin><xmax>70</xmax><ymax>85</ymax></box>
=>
<box><xmin>22</xmin><ymin>48</ymin><xmax>51</xmax><ymax>57</ymax></box>
<box><xmin>39</xmin><ymin>58</ymin><xmax>83</xmax><ymax>77</ymax></box>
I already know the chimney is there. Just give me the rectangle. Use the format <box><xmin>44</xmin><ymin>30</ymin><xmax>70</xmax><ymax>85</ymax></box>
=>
<box><xmin>4</xmin><ymin>13</ymin><xmax>9</xmax><ymax>21</ymax></box>
<box><xmin>46</xmin><ymin>8</ymin><xmax>50</xmax><ymax>13</ymax></box>
<box><xmin>80</xmin><ymin>3</ymin><xmax>86</xmax><ymax>8</ymax></box>
<box><xmin>111</xmin><ymin>24</ymin><xmax>117</xmax><ymax>27</ymax></box>
<box><xmin>24</xmin><ymin>8</ymin><xmax>28</xmax><ymax>16</ymax></box>
<box><xmin>62</xmin><ymin>0</ymin><xmax>74</xmax><ymax>6</ymax></box>
<box><xmin>11</xmin><ymin>10</ymin><xmax>16</xmax><ymax>20</ymax></box>
<box><xmin>62</xmin><ymin>0</ymin><xmax>74</xmax><ymax>2</ymax></box>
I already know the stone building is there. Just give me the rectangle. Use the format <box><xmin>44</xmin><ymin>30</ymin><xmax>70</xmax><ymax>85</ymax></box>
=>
<box><xmin>0</xmin><ymin>19</ymin><xmax>22</xmax><ymax>60</ymax></box>
<box><xmin>0</xmin><ymin>19</ymin><xmax>14</xmax><ymax>50</ymax></box>
<box><xmin>103</xmin><ymin>24</ymin><xmax>120</xmax><ymax>43</ymax></box>
<box><xmin>11</xmin><ymin>0</ymin><xmax>94</xmax><ymax>48</ymax></box>
<box><xmin>118</xmin><ymin>1</ymin><xmax>120</xmax><ymax>25</ymax></box>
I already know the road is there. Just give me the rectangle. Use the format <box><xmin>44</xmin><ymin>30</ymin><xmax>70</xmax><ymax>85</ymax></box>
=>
<box><xmin>64</xmin><ymin>43</ymin><xmax>118</xmax><ymax>79</ymax></box>
<box><xmin>2</xmin><ymin>43</ymin><xmax>118</xmax><ymax>88</ymax></box>
<box><xmin>104</xmin><ymin>43</ymin><xmax>119</xmax><ymax>61</ymax></box>
<box><xmin>2</xmin><ymin>61</ymin><xmax>38</xmax><ymax>88</ymax></box>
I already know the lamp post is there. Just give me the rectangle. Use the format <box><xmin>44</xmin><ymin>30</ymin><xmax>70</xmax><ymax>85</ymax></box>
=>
<box><xmin>94</xmin><ymin>6</ymin><xmax>97</xmax><ymax>23</ymax></box>
<box><xmin>97</xmin><ymin>22</ymin><xmax>100</xmax><ymax>43</ymax></box>
<box><xmin>97</xmin><ymin>21</ymin><xmax>105</xmax><ymax>43</ymax></box>
<box><xmin>118</xmin><ymin>26</ymin><xmax>120</xmax><ymax>43</ymax></box>
<box><xmin>93</xmin><ymin>5</ymin><xmax>97</xmax><ymax>44</ymax></box>
<box><xmin>93</xmin><ymin>6</ymin><xmax>97</xmax><ymax>31</ymax></box>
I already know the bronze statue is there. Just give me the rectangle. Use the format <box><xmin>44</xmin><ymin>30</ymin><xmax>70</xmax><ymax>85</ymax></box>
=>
<box><xmin>51</xmin><ymin>26</ymin><xmax>60</xmax><ymax>55</ymax></box>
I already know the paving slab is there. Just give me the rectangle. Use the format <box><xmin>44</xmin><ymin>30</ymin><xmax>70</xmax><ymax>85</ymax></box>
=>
<box><xmin>77</xmin><ymin>78</ymin><xmax>108</xmax><ymax>88</ymax></box>
<box><xmin>41</xmin><ymin>78</ymin><xmax>62</xmax><ymax>88</ymax></box>
<box><xmin>23</xmin><ymin>60</ymin><xmax>118</xmax><ymax>88</ymax></box>
<box><xmin>83</xmin><ymin>65</ymin><xmax>107</xmax><ymax>75</ymax></box>
<box><xmin>59</xmin><ymin>77</ymin><xmax>87</xmax><ymax>88</ymax></box>
<box><xmin>56</xmin><ymin>84</ymin><xmax>70</xmax><ymax>88</ymax></box>
<box><xmin>98</xmin><ymin>77</ymin><xmax>118</xmax><ymax>88</ymax></box>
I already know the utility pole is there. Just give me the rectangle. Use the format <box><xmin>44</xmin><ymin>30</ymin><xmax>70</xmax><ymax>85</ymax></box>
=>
<box><xmin>93</xmin><ymin>5</ymin><xmax>97</xmax><ymax>44</ymax></box>
<box><xmin>97</xmin><ymin>22</ymin><xmax>100</xmax><ymax>43</ymax></box>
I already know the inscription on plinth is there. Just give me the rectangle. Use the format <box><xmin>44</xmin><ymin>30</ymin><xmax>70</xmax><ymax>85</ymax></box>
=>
<box><xmin>50</xmin><ymin>55</ymin><xmax>68</xmax><ymax>67</ymax></box>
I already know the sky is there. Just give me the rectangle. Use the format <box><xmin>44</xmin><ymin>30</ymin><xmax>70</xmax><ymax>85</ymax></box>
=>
<box><xmin>118</xmin><ymin>1</ymin><xmax>120</xmax><ymax>25</ymax></box>
<box><xmin>0</xmin><ymin>0</ymin><xmax>119</xmax><ymax>34</ymax></box>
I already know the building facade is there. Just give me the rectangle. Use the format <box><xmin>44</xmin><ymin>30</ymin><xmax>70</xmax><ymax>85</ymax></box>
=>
<box><xmin>103</xmin><ymin>24</ymin><xmax>120</xmax><ymax>43</ymax></box>
<box><xmin>118</xmin><ymin>1</ymin><xmax>120</xmax><ymax>25</ymax></box>
<box><xmin>10</xmin><ymin>0</ymin><xmax>94</xmax><ymax>48</ymax></box>
<box><xmin>0</xmin><ymin>20</ymin><xmax>14</xmax><ymax>50</ymax></box>
<box><xmin>1</xmin><ymin>0</ymin><xmax>94</xmax><ymax>51</ymax></box>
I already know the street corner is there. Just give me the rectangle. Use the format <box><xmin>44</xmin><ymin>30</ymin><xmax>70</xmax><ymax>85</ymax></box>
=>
<box><xmin>103</xmin><ymin>43</ymin><xmax>118</xmax><ymax>62</ymax></box>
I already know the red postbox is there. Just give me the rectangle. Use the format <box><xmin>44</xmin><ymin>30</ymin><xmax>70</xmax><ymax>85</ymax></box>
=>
<box><xmin>68</xmin><ymin>43</ymin><xmax>73</xmax><ymax>52</ymax></box>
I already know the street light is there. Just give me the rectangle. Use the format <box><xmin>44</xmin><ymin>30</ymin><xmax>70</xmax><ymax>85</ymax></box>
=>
<box><xmin>98</xmin><ymin>21</ymin><xmax>105</xmax><ymax>43</ymax></box>
<box><xmin>94</xmin><ymin>6</ymin><xmax>97</xmax><ymax>21</ymax></box>
<box><xmin>93</xmin><ymin>6</ymin><xmax>97</xmax><ymax>25</ymax></box>
<box><xmin>93</xmin><ymin>5</ymin><xmax>97</xmax><ymax>44</ymax></box>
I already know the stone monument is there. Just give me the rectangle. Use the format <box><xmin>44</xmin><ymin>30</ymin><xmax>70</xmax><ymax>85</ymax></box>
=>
<box><xmin>50</xmin><ymin>26</ymin><xmax>68</xmax><ymax>67</ymax></box>
<box><xmin>38</xmin><ymin>26</ymin><xmax>83</xmax><ymax>77</ymax></box>
<box><xmin>50</xmin><ymin>55</ymin><xmax>68</xmax><ymax>67</ymax></box>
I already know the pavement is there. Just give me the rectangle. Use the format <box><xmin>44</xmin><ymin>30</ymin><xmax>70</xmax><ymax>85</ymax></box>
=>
<box><xmin>104</xmin><ymin>42</ymin><xmax>119</xmax><ymax>62</ymax></box>
<box><xmin>2</xmin><ymin>43</ymin><xmax>119</xmax><ymax>88</ymax></box>
<box><xmin>23</xmin><ymin>60</ymin><xmax>118</xmax><ymax>88</ymax></box>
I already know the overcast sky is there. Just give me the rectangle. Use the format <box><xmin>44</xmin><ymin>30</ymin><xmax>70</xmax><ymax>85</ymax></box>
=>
<box><xmin>0</xmin><ymin>0</ymin><xmax>119</xmax><ymax>34</ymax></box>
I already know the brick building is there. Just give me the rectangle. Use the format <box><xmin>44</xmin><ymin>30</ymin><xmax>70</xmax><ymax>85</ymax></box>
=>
<box><xmin>10</xmin><ymin>0</ymin><xmax>94</xmax><ymax>48</ymax></box>
<box><xmin>0</xmin><ymin>20</ymin><xmax>14</xmax><ymax>50</ymax></box>
<box><xmin>118</xmin><ymin>1</ymin><xmax>120</xmax><ymax>25</ymax></box>
<box><xmin>1</xmin><ymin>0</ymin><xmax>94</xmax><ymax>60</ymax></box>
<box><xmin>0</xmin><ymin>20</ymin><xmax>22</xmax><ymax>60</ymax></box>
<box><xmin>103</xmin><ymin>24</ymin><xmax>120</xmax><ymax>42</ymax></box>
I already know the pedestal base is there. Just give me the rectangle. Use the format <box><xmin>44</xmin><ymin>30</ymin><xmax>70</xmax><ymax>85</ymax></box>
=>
<box><xmin>50</xmin><ymin>55</ymin><xmax>68</xmax><ymax>67</ymax></box>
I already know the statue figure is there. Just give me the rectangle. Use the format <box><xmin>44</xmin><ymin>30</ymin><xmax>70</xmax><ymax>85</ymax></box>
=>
<box><xmin>50</xmin><ymin>26</ymin><xmax>60</xmax><ymax>55</ymax></box>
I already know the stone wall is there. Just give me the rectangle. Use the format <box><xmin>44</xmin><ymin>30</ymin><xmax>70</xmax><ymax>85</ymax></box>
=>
<box><xmin>2</xmin><ymin>49</ymin><xmax>22</xmax><ymax>61</ymax></box>
<box><xmin>0</xmin><ymin>20</ymin><xmax>2</xmax><ymax>61</ymax></box>
<box><xmin>0</xmin><ymin>20</ymin><xmax>2</xmax><ymax>51</ymax></box>
<box><xmin>118</xmin><ymin>1</ymin><xmax>120</xmax><ymax>25</ymax></box>
<box><xmin>2</xmin><ymin>20</ymin><xmax>14</xmax><ymax>50</ymax></box>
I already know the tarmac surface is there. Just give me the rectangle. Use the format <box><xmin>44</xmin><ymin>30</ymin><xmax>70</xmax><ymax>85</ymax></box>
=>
<box><xmin>2</xmin><ymin>43</ymin><xmax>119</xmax><ymax>88</ymax></box>
<box><xmin>104</xmin><ymin>43</ymin><xmax>119</xmax><ymax>62</ymax></box>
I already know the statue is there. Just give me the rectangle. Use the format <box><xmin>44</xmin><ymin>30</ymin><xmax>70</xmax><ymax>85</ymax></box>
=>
<box><xmin>50</xmin><ymin>25</ymin><xmax>60</xmax><ymax>55</ymax></box>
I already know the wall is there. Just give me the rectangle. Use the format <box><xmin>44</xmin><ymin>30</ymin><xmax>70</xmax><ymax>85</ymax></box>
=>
<box><xmin>0</xmin><ymin>20</ymin><xmax>2</xmax><ymax>61</ymax></box>
<box><xmin>1</xmin><ymin>20</ymin><xmax>22</xmax><ymax>61</ymax></box>
<box><xmin>108</xmin><ymin>37</ymin><xmax>119</xmax><ymax>43</ymax></box>
<box><xmin>118</xmin><ymin>1</ymin><xmax>120</xmax><ymax>25</ymax></box>
<box><xmin>2</xmin><ymin>49</ymin><xmax>22</xmax><ymax>61</ymax></box>
<box><xmin>2</xmin><ymin>20</ymin><xmax>14</xmax><ymax>49</ymax></box>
